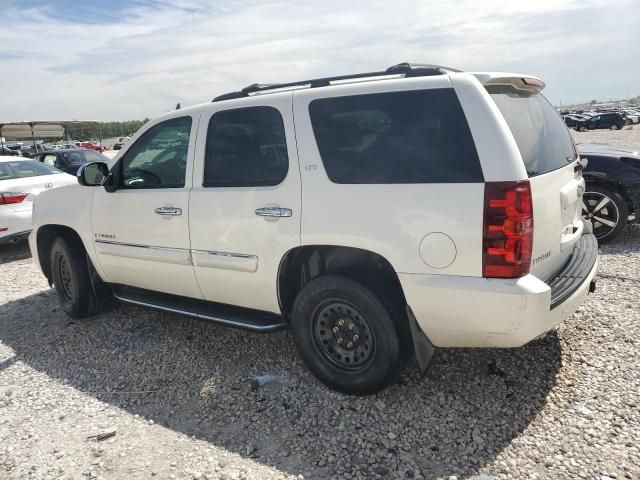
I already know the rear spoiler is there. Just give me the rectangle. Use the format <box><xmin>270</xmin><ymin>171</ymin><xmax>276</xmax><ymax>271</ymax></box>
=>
<box><xmin>469</xmin><ymin>72</ymin><xmax>546</xmax><ymax>92</ymax></box>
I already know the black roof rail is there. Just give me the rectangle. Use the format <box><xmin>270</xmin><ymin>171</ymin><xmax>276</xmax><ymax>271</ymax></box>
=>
<box><xmin>211</xmin><ymin>62</ymin><xmax>460</xmax><ymax>102</ymax></box>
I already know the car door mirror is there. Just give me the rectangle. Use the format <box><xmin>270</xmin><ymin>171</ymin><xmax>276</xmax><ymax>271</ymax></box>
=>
<box><xmin>78</xmin><ymin>161</ymin><xmax>109</xmax><ymax>187</ymax></box>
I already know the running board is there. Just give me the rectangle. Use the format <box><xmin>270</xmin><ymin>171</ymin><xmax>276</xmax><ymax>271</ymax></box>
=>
<box><xmin>112</xmin><ymin>285</ymin><xmax>287</xmax><ymax>333</ymax></box>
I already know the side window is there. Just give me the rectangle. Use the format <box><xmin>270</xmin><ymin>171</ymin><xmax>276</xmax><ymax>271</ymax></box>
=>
<box><xmin>204</xmin><ymin>106</ymin><xmax>288</xmax><ymax>187</ymax></box>
<box><xmin>120</xmin><ymin>116</ymin><xmax>192</xmax><ymax>189</ymax></box>
<box><xmin>308</xmin><ymin>89</ymin><xmax>483</xmax><ymax>184</ymax></box>
<box><xmin>42</xmin><ymin>154</ymin><xmax>57</xmax><ymax>167</ymax></box>
<box><xmin>84</xmin><ymin>151</ymin><xmax>103</xmax><ymax>162</ymax></box>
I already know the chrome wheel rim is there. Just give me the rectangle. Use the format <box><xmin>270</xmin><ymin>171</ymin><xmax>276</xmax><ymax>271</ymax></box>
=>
<box><xmin>311</xmin><ymin>300</ymin><xmax>375</xmax><ymax>371</ymax></box>
<box><xmin>582</xmin><ymin>191</ymin><xmax>620</xmax><ymax>240</ymax></box>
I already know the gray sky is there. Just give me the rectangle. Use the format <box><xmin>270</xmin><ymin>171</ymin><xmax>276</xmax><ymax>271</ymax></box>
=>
<box><xmin>1</xmin><ymin>0</ymin><xmax>639</xmax><ymax>121</ymax></box>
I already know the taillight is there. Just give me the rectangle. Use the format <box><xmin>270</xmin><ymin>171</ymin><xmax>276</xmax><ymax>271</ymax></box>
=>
<box><xmin>0</xmin><ymin>192</ymin><xmax>28</xmax><ymax>205</ymax></box>
<box><xmin>483</xmin><ymin>181</ymin><xmax>533</xmax><ymax>278</ymax></box>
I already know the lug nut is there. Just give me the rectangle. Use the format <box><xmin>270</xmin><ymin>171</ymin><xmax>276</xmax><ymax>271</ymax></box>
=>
<box><xmin>338</xmin><ymin>319</ymin><xmax>345</xmax><ymax>326</ymax></box>
<box><xmin>347</xmin><ymin>342</ymin><xmax>353</xmax><ymax>348</ymax></box>
<box><xmin>348</xmin><ymin>324</ymin><xmax>354</xmax><ymax>330</ymax></box>
<box><xmin>333</xmin><ymin>327</ymin><xmax>338</xmax><ymax>333</ymax></box>
<box><xmin>353</xmin><ymin>334</ymin><xmax>359</xmax><ymax>341</ymax></box>
<box><xmin>337</xmin><ymin>338</ymin><xmax>343</xmax><ymax>344</ymax></box>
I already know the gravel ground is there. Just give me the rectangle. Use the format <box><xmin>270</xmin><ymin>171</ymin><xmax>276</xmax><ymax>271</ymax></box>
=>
<box><xmin>571</xmin><ymin>124</ymin><xmax>640</xmax><ymax>148</ymax></box>
<box><xmin>1</xmin><ymin>130</ymin><xmax>639</xmax><ymax>480</ymax></box>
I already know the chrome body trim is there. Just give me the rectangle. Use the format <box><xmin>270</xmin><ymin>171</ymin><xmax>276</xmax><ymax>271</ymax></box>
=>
<box><xmin>94</xmin><ymin>239</ymin><xmax>191</xmax><ymax>265</ymax></box>
<box><xmin>191</xmin><ymin>249</ymin><xmax>258</xmax><ymax>272</ymax></box>
<box><xmin>94</xmin><ymin>239</ymin><xmax>189</xmax><ymax>252</ymax></box>
<box><xmin>94</xmin><ymin>240</ymin><xmax>257</xmax><ymax>271</ymax></box>
<box><xmin>154</xmin><ymin>207</ymin><xmax>182</xmax><ymax>216</ymax></box>
<box><xmin>255</xmin><ymin>207</ymin><xmax>293</xmax><ymax>218</ymax></box>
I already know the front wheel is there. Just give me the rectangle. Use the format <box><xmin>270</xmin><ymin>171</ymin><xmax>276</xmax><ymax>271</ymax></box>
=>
<box><xmin>582</xmin><ymin>186</ymin><xmax>628</xmax><ymax>242</ymax></box>
<box><xmin>51</xmin><ymin>237</ymin><xmax>103</xmax><ymax>318</ymax></box>
<box><xmin>610</xmin><ymin>124</ymin><xmax>619</xmax><ymax>130</ymax></box>
<box><xmin>290</xmin><ymin>275</ymin><xmax>404</xmax><ymax>395</ymax></box>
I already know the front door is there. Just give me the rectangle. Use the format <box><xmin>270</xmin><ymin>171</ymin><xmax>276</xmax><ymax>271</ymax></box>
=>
<box><xmin>91</xmin><ymin>114</ymin><xmax>203</xmax><ymax>299</ymax></box>
<box><xmin>189</xmin><ymin>94</ymin><xmax>301</xmax><ymax>313</ymax></box>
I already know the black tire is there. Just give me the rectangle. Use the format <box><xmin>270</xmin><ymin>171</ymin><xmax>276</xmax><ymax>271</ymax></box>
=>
<box><xmin>291</xmin><ymin>275</ymin><xmax>405</xmax><ymax>395</ymax></box>
<box><xmin>582</xmin><ymin>185</ymin><xmax>628</xmax><ymax>243</ymax></box>
<box><xmin>50</xmin><ymin>236</ymin><xmax>102</xmax><ymax>318</ymax></box>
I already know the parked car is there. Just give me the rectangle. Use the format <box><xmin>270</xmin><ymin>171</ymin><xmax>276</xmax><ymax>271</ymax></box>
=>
<box><xmin>623</xmin><ymin>111</ymin><xmax>639</xmax><ymax>124</ymax></box>
<box><xmin>0</xmin><ymin>157</ymin><xmax>76</xmax><ymax>245</ymax></box>
<box><xmin>578</xmin><ymin>143</ymin><xmax>640</xmax><ymax>242</ymax></box>
<box><xmin>1</xmin><ymin>145</ymin><xmax>20</xmax><ymax>156</ymax></box>
<box><xmin>575</xmin><ymin>112</ymin><xmax>626</xmax><ymax>131</ymax></box>
<box><xmin>29</xmin><ymin>63</ymin><xmax>598</xmax><ymax>394</ymax></box>
<box><xmin>564</xmin><ymin>114</ymin><xmax>586</xmax><ymax>128</ymax></box>
<box><xmin>32</xmin><ymin>149</ymin><xmax>112</xmax><ymax>175</ymax></box>
<box><xmin>76</xmin><ymin>141</ymin><xmax>104</xmax><ymax>152</ymax></box>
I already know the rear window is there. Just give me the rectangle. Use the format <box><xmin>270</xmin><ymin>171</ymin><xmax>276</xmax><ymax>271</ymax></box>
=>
<box><xmin>0</xmin><ymin>160</ymin><xmax>59</xmax><ymax>180</ymax></box>
<box><xmin>488</xmin><ymin>87</ymin><xmax>577</xmax><ymax>177</ymax></box>
<box><xmin>309</xmin><ymin>88</ymin><xmax>483</xmax><ymax>184</ymax></box>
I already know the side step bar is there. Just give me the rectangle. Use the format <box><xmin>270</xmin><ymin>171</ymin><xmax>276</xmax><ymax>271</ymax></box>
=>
<box><xmin>112</xmin><ymin>285</ymin><xmax>287</xmax><ymax>333</ymax></box>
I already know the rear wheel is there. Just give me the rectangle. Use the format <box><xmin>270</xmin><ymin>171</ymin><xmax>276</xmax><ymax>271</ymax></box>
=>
<box><xmin>51</xmin><ymin>237</ymin><xmax>103</xmax><ymax>318</ymax></box>
<box><xmin>290</xmin><ymin>275</ymin><xmax>404</xmax><ymax>394</ymax></box>
<box><xmin>582</xmin><ymin>186</ymin><xmax>628</xmax><ymax>242</ymax></box>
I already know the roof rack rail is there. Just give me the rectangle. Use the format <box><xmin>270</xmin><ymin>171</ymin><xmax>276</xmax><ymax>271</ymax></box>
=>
<box><xmin>211</xmin><ymin>62</ymin><xmax>461</xmax><ymax>102</ymax></box>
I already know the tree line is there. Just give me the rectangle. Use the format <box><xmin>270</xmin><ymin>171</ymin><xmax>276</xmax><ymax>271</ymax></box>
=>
<box><xmin>65</xmin><ymin>119</ymin><xmax>150</xmax><ymax>140</ymax></box>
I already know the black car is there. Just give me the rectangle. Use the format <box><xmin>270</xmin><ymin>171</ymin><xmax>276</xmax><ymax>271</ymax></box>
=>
<box><xmin>0</xmin><ymin>145</ymin><xmax>20</xmax><ymax>156</ymax></box>
<box><xmin>578</xmin><ymin>143</ymin><xmax>640</xmax><ymax>242</ymax></box>
<box><xmin>575</xmin><ymin>113</ymin><xmax>626</xmax><ymax>131</ymax></box>
<box><xmin>32</xmin><ymin>149</ymin><xmax>111</xmax><ymax>175</ymax></box>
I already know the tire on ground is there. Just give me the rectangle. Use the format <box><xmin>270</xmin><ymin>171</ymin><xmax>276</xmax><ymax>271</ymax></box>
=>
<box><xmin>50</xmin><ymin>236</ymin><xmax>102</xmax><ymax>319</ymax></box>
<box><xmin>290</xmin><ymin>274</ymin><xmax>405</xmax><ymax>395</ymax></box>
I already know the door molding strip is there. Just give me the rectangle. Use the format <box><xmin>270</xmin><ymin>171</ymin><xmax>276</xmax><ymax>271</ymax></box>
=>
<box><xmin>94</xmin><ymin>240</ymin><xmax>258</xmax><ymax>271</ymax></box>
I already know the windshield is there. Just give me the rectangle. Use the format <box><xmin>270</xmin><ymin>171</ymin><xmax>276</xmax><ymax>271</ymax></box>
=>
<box><xmin>0</xmin><ymin>160</ymin><xmax>59</xmax><ymax>180</ymax></box>
<box><xmin>488</xmin><ymin>86</ymin><xmax>577</xmax><ymax>177</ymax></box>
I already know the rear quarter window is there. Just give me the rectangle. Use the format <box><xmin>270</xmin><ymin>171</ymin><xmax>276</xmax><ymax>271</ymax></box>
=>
<box><xmin>309</xmin><ymin>88</ymin><xmax>483</xmax><ymax>184</ymax></box>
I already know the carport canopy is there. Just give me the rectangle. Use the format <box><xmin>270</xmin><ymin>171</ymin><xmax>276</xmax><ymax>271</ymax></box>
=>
<box><xmin>0</xmin><ymin>121</ymin><xmax>100</xmax><ymax>147</ymax></box>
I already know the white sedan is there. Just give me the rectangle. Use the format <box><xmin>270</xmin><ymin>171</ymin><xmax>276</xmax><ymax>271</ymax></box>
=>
<box><xmin>0</xmin><ymin>156</ymin><xmax>77</xmax><ymax>245</ymax></box>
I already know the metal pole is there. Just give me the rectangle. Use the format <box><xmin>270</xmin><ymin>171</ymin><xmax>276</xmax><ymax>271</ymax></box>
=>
<box><xmin>30</xmin><ymin>122</ymin><xmax>37</xmax><ymax>157</ymax></box>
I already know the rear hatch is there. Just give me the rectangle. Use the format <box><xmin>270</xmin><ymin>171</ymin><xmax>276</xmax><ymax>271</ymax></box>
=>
<box><xmin>487</xmin><ymin>84</ymin><xmax>584</xmax><ymax>280</ymax></box>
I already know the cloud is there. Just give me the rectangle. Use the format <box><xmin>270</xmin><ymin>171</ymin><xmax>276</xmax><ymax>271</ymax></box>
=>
<box><xmin>1</xmin><ymin>0</ymin><xmax>638</xmax><ymax>121</ymax></box>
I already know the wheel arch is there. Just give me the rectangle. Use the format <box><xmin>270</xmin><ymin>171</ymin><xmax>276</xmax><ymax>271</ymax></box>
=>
<box><xmin>277</xmin><ymin>245</ymin><xmax>407</xmax><ymax>319</ymax></box>
<box><xmin>584</xmin><ymin>177</ymin><xmax>634</xmax><ymax>211</ymax></box>
<box><xmin>36</xmin><ymin>224</ymin><xmax>87</xmax><ymax>285</ymax></box>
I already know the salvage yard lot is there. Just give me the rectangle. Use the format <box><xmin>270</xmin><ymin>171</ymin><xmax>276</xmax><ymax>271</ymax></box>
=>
<box><xmin>0</xmin><ymin>131</ymin><xmax>639</xmax><ymax>480</ymax></box>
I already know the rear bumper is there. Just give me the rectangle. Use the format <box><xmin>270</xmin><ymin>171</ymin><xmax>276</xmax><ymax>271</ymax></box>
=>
<box><xmin>399</xmin><ymin>233</ymin><xmax>599</xmax><ymax>348</ymax></box>
<box><xmin>0</xmin><ymin>209</ymin><xmax>32</xmax><ymax>244</ymax></box>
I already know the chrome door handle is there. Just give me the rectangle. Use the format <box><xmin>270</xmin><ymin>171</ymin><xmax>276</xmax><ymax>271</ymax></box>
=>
<box><xmin>255</xmin><ymin>207</ymin><xmax>293</xmax><ymax>218</ymax></box>
<box><xmin>154</xmin><ymin>207</ymin><xmax>182</xmax><ymax>216</ymax></box>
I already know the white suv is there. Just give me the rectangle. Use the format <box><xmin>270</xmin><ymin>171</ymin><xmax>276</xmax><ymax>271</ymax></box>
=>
<box><xmin>29</xmin><ymin>63</ymin><xmax>598</xmax><ymax>394</ymax></box>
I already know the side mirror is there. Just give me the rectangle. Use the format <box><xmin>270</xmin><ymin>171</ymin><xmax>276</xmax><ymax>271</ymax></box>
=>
<box><xmin>77</xmin><ymin>161</ymin><xmax>109</xmax><ymax>187</ymax></box>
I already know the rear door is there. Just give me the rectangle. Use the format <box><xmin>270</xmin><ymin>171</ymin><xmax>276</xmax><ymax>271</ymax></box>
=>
<box><xmin>487</xmin><ymin>86</ymin><xmax>584</xmax><ymax>279</ymax></box>
<box><xmin>189</xmin><ymin>93</ymin><xmax>301</xmax><ymax>313</ymax></box>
